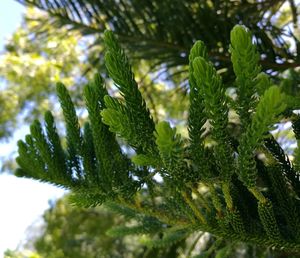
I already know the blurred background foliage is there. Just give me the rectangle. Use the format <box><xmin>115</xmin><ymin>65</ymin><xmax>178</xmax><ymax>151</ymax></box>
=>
<box><xmin>1</xmin><ymin>0</ymin><xmax>300</xmax><ymax>257</ymax></box>
<box><xmin>5</xmin><ymin>196</ymin><xmax>300</xmax><ymax>258</ymax></box>
<box><xmin>0</xmin><ymin>8</ymin><xmax>88</xmax><ymax>139</ymax></box>
<box><xmin>4</xmin><ymin>196</ymin><xmax>190</xmax><ymax>258</ymax></box>
<box><xmin>4</xmin><ymin>196</ymin><xmax>147</xmax><ymax>258</ymax></box>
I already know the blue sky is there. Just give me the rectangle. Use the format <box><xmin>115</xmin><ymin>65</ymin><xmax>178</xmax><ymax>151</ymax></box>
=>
<box><xmin>0</xmin><ymin>1</ymin><xmax>65</xmax><ymax>255</ymax></box>
<box><xmin>0</xmin><ymin>1</ymin><xmax>24</xmax><ymax>51</ymax></box>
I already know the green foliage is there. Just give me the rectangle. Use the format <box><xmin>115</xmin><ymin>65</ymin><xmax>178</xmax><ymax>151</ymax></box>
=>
<box><xmin>141</xmin><ymin>228</ymin><xmax>188</xmax><ymax>249</ymax></box>
<box><xmin>56</xmin><ymin>82</ymin><xmax>83</xmax><ymax>179</ymax></box>
<box><xmin>4</xmin><ymin>250</ymin><xmax>40</xmax><ymax>258</ymax></box>
<box><xmin>16</xmin><ymin>75</ymin><xmax>139</xmax><ymax>208</ymax></box>
<box><xmin>192</xmin><ymin>55</ymin><xmax>233</xmax><ymax>182</ymax></box>
<box><xmin>188</xmin><ymin>41</ymin><xmax>213</xmax><ymax>181</ymax></box>
<box><xmin>84</xmin><ymin>74</ymin><xmax>132</xmax><ymax>191</ymax></box>
<box><xmin>155</xmin><ymin>121</ymin><xmax>188</xmax><ymax>182</ymax></box>
<box><xmin>101</xmin><ymin>96</ymin><xmax>133</xmax><ymax>146</ymax></box>
<box><xmin>131</xmin><ymin>154</ymin><xmax>159</xmax><ymax>167</ymax></box>
<box><xmin>103</xmin><ymin>31</ymin><xmax>156</xmax><ymax>154</ymax></box>
<box><xmin>257</xmin><ymin>200</ymin><xmax>281</xmax><ymax>241</ymax></box>
<box><xmin>230</xmin><ymin>25</ymin><xmax>261</xmax><ymax>125</ymax></box>
<box><xmin>238</xmin><ymin>86</ymin><xmax>286</xmax><ymax>188</ymax></box>
<box><xmin>15</xmin><ymin>25</ymin><xmax>300</xmax><ymax>255</ymax></box>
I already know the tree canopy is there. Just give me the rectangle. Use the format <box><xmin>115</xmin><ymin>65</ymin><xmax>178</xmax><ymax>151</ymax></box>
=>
<box><xmin>16</xmin><ymin>0</ymin><xmax>300</xmax><ymax>81</ymax></box>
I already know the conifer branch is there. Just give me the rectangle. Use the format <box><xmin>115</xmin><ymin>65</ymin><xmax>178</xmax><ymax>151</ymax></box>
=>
<box><xmin>188</xmin><ymin>41</ymin><xmax>213</xmax><ymax>181</ymax></box>
<box><xmin>192</xmin><ymin>56</ymin><xmax>234</xmax><ymax>182</ymax></box>
<box><xmin>103</xmin><ymin>31</ymin><xmax>156</xmax><ymax>154</ymax></box>
<box><xmin>14</xmin><ymin>26</ymin><xmax>300</xmax><ymax>253</ymax></box>
<box><xmin>238</xmin><ymin>86</ymin><xmax>286</xmax><ymax>188</ymax></box>
<box><xmin>56</xmin><ymin>82</ymin><xmax>83</xmax><ymax>179</ymax></box>
<box><xmin>230</xmin><ymin>25</ymin><xmax>260</xmax><ymax>126</ymax></box>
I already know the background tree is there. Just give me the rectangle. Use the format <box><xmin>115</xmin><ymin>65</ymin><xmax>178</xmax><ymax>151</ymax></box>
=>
<box><xmin>28</xmin><ymin>197</ymin><xmax>138</xmax><ymax>258</ymax></box>
<box><xmin>5</xmin><ymin>196</ymin><xmax>190</xmax><ymax>258</ymax></box>
<box><xmin>0</xmin><ymin>7</ymin><xmax>88</xmax><ymax>139</ymax></box>
<box><xmin>15</xmin><ymin>0</ymin><xmax>300</xmax><ymax>84</ymax></box>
